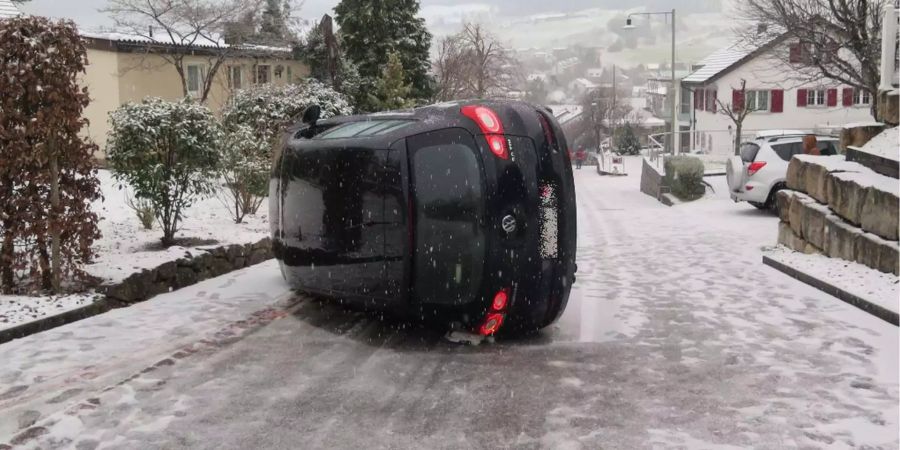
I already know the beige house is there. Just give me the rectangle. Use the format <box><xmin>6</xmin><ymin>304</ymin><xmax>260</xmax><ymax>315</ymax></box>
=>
<box><xmin>80</xmin><ymin>32</ymin><xmax>308</xmax><ymax>157</ymax></box>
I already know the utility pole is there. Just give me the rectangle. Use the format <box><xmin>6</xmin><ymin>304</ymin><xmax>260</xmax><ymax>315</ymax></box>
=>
<box><xmin>670</xmin><ymin>8</ymin><xmax>678</xmax><ymax>155</ymax></box>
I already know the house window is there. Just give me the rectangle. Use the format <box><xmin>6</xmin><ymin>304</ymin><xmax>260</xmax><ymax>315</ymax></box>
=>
<box><xmin>807</xmin><ymin>89</ymin><xmax>826</xmax><ymax>106</ymax></box>
<box><xmin>745</xmin><ymin>90</ymin><xmax>770</xmax><ymax>112</ymax></box>
<box><xmin>186</xmin><ymin>64</ymin><xmax>206</xmax><ymax>98</ymax></box>
<box><xmin>705</xmin><ymin>89</ymin><xmax>717</xmax><ymax>112</ymax></box>
<box><xmin>854</xmin><ymin>89</ymin><xmax>871</xmax><ymax>106</ymax></box>
<box><xmin>256</xmin><ymin>65</ymin><xmax>271</xmax><ymax>84</ymax></box>
<box><xmin>228</xmin><ymin>66</ymin><xmax>243</xmax><ymax>90</ymax></box>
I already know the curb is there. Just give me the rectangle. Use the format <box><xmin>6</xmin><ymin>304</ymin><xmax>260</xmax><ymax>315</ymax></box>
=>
<box><xmin>762</xmin><ymin>255</ymin><xmax>899</xmax><ymax>326</ymax></box>
<box><xmin>0</xmin><ymin>298</ymin><xmax>111</xmax><ymax>345</ymax></box>
<box><xmin>0</xmin><ymin>238</ymin><xmax>275</xmax><ymax>345</ymax></box>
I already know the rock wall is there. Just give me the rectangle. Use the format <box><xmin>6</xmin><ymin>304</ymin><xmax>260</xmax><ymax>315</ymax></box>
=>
<box><xmin>640</xmin><ymin>157</ymin><xmax>666</xmax><ymax>200</ymax></box>
<box><xmin>778</xmin><ymin>157</ymin><xmax>899</xmax><ymax>275</ymax></box>
<box><xmin>104</xmin><ymin>238</ymin><xmax>274</xmax><ymax>304</ymax></box>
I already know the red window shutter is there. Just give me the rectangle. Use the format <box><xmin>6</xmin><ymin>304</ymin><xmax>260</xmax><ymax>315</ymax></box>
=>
<box><xmin>695</xmin><ymin>90</ymin><xmax>704</xmax><ymax>110</ymax></box>
<box><xmin>771</xmin><ymin>89</ymin><xmax>784</xmax><ymax>113</ymax></box>
<box><xmin>711</xmin><ymin>91</ymin><xmax>717</xmax><ymax>113</ymax></box>
<box><xmin>789</xmin><ymin>44</ymin><xmax>801</xmax><ymax>64</ymax></box>
<box><xmin>827</xmin><ymin>88</ymin><xmax>838</xmax><ymax>107</ymax></box>
<box><xmin>732</xmin><ymin>89</ymin><xmax>744</xmax><ymax>112</ymax></box>
<box><xmin>842</xmin><ymin>87</ymin><xmax>854</xmax><ymax>107</ymax></box>
<box><xmin>797</xmin><ymin>89</ymin><xmax>807</xmax><ymax>107</ymax></box>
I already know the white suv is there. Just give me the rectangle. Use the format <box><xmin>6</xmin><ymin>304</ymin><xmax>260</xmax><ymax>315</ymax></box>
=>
<box><xmin>726</xmin><ymin>134</ymin><xmax>840</xmax><ymax>211</ymax></box>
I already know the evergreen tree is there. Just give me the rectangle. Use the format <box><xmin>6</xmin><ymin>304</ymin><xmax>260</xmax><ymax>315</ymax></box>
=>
<box><xmin>368</xmin><ymin>52</ymin><xmax>414</xmax><ymax>111</ymax></box>
<box><xmin>615</xmin><ymin>123</ymin><xmax>641</xmax><ymax>156</ymax></box>
<box><xmin>256</xmin><ymin>0</ymin><xmax>292</xmax><ymax>45</ymax></box>
<box><xmin>334</xmin><ymin>0</ymin><xmax>433</xmax><ymax>101</ymax></box>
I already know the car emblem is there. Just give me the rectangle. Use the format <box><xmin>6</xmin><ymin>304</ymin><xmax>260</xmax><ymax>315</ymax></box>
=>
<box><xmin>501</xmin><ymin>214</ymin><xmax>517</xmax><ymax>234</ymax></box>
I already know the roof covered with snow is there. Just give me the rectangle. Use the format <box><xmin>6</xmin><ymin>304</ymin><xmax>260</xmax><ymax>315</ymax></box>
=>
<box><xmin>547</xmin><ymin>104</ymin><xmax>583</xmax><ymax>126</ymax></box>
<box><xmin>80</xmin><ymin>29</ymin><xmax>292</xmax><ymax>54</ymax></box>
<box><xmin>0</xmin><ymin>0</ymin><xmax>23</xmax><ymax>19</ymax></box>
<box><xmin>682</xmin><ymin>36</ymin><xmax>783</xmax><ymax>85</ymax></box>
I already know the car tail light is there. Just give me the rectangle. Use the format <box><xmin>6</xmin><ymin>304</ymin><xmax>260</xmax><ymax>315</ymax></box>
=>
<box><xmin>491</xmin><ymin>289</ymin><xmax>509</xmax><ymax>311</ymax></box>
<box><xmin>479</xmin><ymin>313</ymin><xmax>505</xmax><ymax>336</ymax></box>
<box><xmin>745</xmin><ymin>185</ymin><xmax>755</xmax><ymax>191</ymax></box>
<box><xmin>461</xmin><ymin>105</ymin><xmax>509</xmax><ymax>160</ymax></box>
<box><xmin>748</xmin><ymin>161</ymin><xmax>767</xmax><ymax>175</ymax></box>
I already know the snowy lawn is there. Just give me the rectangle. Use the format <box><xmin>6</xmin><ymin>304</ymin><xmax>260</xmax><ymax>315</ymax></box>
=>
<box><xmin>764</xmin><ymin>245</ymin><xmax>899</xmax><ymax>315</ymax></box>
<box><xmin>0</xmin><ymin>170</ymin><xmax>269</xmax><ymax>332</ymax></box>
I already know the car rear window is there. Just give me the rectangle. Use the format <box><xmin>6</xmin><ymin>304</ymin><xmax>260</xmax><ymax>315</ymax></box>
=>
<box><xmin>740</xmin><ymin>143</ymin><xmax>761</xmax><ymax>162</ymax></box>
<box><xmin>772</xmin><ymin>140</ymin><xmax>839</xmax><ymax>161</ymax></box>
<box><xmin>409</xmin><ymin>130</ymin><xmax>485</xmax><ymax>305</ymax></box>
<box><xmin>314</xmin><ymin>119</ymin><xmax>414</xmax><ymax>139</ymax></box>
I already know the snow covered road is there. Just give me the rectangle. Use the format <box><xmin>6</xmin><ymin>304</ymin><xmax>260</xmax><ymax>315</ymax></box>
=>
<box><xmin>2</xmin><ymin>159</ymin><xmax>897</xmax><ymax>449</ymax></box>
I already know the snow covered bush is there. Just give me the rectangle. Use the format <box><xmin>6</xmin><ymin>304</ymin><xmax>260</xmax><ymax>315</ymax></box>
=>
<box><xmin>217</xmin><ymin>125</ymin><xmax>270</xmax><ymax>223</ymax></box>
<box><xmin>664</xmin><ymin>155</ymin><xmax>706</xmax><ymax>201</ymax></box>
<box><xmin>0</xmin><ymin>16</ymin><xmax>102</xmax><ymax>294</ymax></box>
<box><xmin>218</xmin><ymin>79</ymin><xmax>351</xmax><ymax>221</ymax></box>
<box><xmin>221</xmin><ymin>79</ymin><xmax>352</xmax><ymax>150</ymax></box>
<box><xmin>614</xmin><ymin>124</ymin><xmax>641</xmax><ymax>156</ymax></box>
<box><xmin>125</xmin><ymin>194</ymin><xmax>156</xmax><ymax>230</ymax></box>
<box><xmin>107</xmin><ymin>98</ymin><xmax>222</xmax><ymax>246</ymax></box>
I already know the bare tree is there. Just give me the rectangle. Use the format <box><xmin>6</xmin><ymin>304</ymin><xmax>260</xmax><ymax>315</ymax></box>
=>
<box><xmin>433</xmin><ymin>23</ymin><xmax>522</xmax><ymax>100</ymax></box>
<box><xmin>716</xmin><ymin>80</ymin><xmax>760</xmax><ymax>155</ymax></box>
<box><xmin>579</xmin><ymin>87</ymin><xmax>631</xmax><ymax>149</ymax></box>
<box><xmin>738</xmin><ymin>0</ymin><xmax>888</xmax><ymax>119</ymax></box>
<box><xmin>104</xmin><ymin>0</ymin><xmax>262</xmax><ymax>104</ymax></box>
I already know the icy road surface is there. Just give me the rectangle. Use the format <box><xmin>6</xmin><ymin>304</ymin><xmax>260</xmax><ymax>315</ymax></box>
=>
<box><xmin>1</xmin><ymin>158</ymin><xmax>897</xmax><ymax>449</ymax></box>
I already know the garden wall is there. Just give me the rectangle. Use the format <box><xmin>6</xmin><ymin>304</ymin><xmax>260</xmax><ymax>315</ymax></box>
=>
<box><xmin>777</xmin><ymin>156</ymin><xmax>899</xmax><ymax>275</ymax></box>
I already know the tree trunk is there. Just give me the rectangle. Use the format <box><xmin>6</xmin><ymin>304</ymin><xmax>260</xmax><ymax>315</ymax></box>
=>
<box><xmin>734</xmin><ymin>121</ymin><xmax>743</xmax><ymax>156</ymax></box>
<box><xmin>36</xmin><ymin>234</ymin><xmax>51</xmax><ymax>290</ymax></box>
<box><xmin>49</xmin><ymin>153</ymin><xmax>61</xmax><ymax>293</ymax></box>
<box><xmin>1</xmin><ymin>226</ymin><xmax>14</xmax><ymax>295</ymax></box>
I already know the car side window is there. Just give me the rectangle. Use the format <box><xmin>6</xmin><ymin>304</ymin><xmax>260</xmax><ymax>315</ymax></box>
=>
<box><xmin>771</xmin><ymin>143</ymin><xmax>795</xmax><ymax>161</ymax></box>
<box><xmin>818</xmin><ymin>141</ymin><xmax>837</xmax><ymax>156</ymax></box>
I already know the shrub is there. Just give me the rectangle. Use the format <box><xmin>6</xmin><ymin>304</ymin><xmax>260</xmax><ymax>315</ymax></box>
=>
<box><xmin>221</xmin><ymin>79</ymin><xmax>352</xmax><ymax>150</ymax></box>
<box><xmin>219</xmin><ymin>79</ymin><xmax>352</xmax><ymax>221</ymax></box>
<box><xmin>107</xmin><ymin>98</ymin><xmax>222</xmax><ymax>247</ymax></box>
<box><xmin>0</xmin><ymin>17</ymin><xmax>102</xmax><ymax>293</ymax></box>
<box><xmin>664</xmin><ymin>155</ymin><xmax>706</xmax><ymax>201</ymax></box>
<box><xmin>217</xmin><ymin>125</ymin><xmax>270</xmax><ymax>223</ymax></box>
<box><xmin>614</xmin><ymin>123</ymin><xmax>641</xmax><ymax>156</ymax></box>
<box><xmin>125</xmin><ymin>193</ymin><xmax>156</xmax><ymax>230</ymax></box>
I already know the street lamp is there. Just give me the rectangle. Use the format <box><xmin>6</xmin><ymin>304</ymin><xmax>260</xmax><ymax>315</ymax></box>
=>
<box><xmin>625</xmin><ymin>9</ymin><xmax>677</xmax><ymax>154</ymax></box>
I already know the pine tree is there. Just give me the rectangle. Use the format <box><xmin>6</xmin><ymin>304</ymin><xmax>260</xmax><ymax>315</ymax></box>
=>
<box><xmin>257</xmin><ymin>0</ymin><xmax>292</xmax><ymax>45</ymax></box>
<box><xmin>615</xmin><ymin>124</ymin><xmax>641</xmax><ymax>156</ymax></box>
<box><xmin>334</xmin><ymin>0</ymin><xmax>433</xmax><ymax>102</ymax></box>
<box><xmin>368</xmin><ymin>52</ymin><xmax>414</xmax><ymax>111</ymax></box>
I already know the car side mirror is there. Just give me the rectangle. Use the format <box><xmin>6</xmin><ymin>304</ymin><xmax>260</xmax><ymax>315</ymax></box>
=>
<box><xmin>302</xmin><ymin>105</ymin><xmax>321</xmax><ymax>126</ymax></box>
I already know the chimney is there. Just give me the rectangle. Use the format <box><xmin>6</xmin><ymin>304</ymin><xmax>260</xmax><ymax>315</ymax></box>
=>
<box><xmin>757</xmin><ymin>23</ymin><xmax>768</xmax><ymax>35</ymax></box>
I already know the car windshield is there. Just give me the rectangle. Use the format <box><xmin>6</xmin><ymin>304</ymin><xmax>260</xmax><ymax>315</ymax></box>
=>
<box><xmin>409</xmin><ymin>130</ymin><xmax>485</xmax><ymax>305</ymax></box>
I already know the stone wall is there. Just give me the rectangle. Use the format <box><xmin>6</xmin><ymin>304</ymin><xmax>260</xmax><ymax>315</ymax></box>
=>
<box><xmin>777</xmin><ymin>157</ymin><xmax>899</xmax><ymax>275</ymax></box>
<box><xmin>640</xmin><ymin>157</ymin><xmax>666</xmax><ymax>200</ymax></box>
<box><xmin>104</xmin><ymin>237</ymin><xmax>274</xmax><ymax>304</ymax></box>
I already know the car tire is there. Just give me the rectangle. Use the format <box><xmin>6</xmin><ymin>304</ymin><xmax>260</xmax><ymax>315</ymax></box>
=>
<box><xmin>766</xmin><ymin>184</ymin><xmax>786</xmax><ymax>214</ymax></box>
<box><xmin>749</xmin><ymin>201</ymin><xmax>768</xmax><ymax>210</ymax></box>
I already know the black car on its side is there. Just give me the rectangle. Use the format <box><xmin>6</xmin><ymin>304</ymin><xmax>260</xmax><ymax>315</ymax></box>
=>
<box><xmin>269</xmin><ymin>100</ymin><xmax>576</xmax><ymax>335</ymax></box>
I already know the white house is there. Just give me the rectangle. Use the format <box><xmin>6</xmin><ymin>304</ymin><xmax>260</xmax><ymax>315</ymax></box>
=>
<box><xmin>682</xmin><ymin>38</ymin><xmax>873</xmax><ymax>154</ymax></box>
<box><xmin>0</xmin><ymin>0</ymin><xmax>23</xmax><ymax>18</ymax></box>
<box><xmin>568</xmin><ymin>78</ymin><xmax>598</xmax><ymax>97</ymax></box>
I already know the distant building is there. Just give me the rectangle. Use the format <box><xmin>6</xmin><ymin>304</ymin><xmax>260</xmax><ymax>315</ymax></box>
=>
<box><xmin>0</xmin><ymin>0</ymin><xmax>23</xmax><ymax>18</ymax></box>
<box><xmin>682</xmin><ymin>37</ymin><xmax>873</xmax><ymax>154</ymax></box>
<box><xmin>568</xmin><ymin>78</ymin><xmax>598</xmax><ymax>97</ymax></box>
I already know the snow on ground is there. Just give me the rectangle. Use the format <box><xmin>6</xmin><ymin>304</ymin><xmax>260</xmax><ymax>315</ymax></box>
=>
<box><xmin>88</xmin><ymin>170</ymin><xmax>269</xmax><ymax>283</ymax></box>
<box><xmin>0</xmin><ymin>260</ymin><xmax>292</xmax><ymax>441</ymax></box>
<box><xmin>0</xmin><ymin>170</ymin><xmax>270</xmax><ymax>332</ymax></box>
<box><xmin>0</xmin><ymin>294</ymin><xmax>98</xmax><ymax>332</ymax></box>
<box><xmin>764</xmin><ymin>245</ymin><xmax>899</xmax><ymax>315</ymax></box>
<box><xmin>853</xmin><ymin>126</ymin><xmax>898</xmax><ymax>162</ymax></box>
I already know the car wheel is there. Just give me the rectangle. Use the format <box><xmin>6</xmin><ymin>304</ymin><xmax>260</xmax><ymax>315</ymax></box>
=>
<box><xmin>749</xmin><ymin>201</ymin><xmax>768</xmax><ymax>210</ymax></box>
<box><xmin>767</xmin><ymin>184</ymin><xmax>785</xmax><ymax>214</ymax></box>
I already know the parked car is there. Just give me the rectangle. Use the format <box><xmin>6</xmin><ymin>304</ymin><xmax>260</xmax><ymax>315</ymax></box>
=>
<box><xmin>726</xmin><ymin>134</ymin><xmax>840</xmax><ymax>212</ymax></box>
<box><xmin>269</xmin><ymin>100</ymin><xmax>577</xmax><ymax>335</ymax></box>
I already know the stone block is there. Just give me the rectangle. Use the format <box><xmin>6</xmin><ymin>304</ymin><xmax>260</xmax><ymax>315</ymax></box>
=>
<box><xmin>775</xmin><ymin>190</ymin><xmax>795</xmax><ymax>223</ymax></box>
<box><xmin>803</xmin><ymin>162</ymin><xmax>830</xmax><ymax>203</ymax></box>
<box><xmin>798</xmin><ymin>200</ymin><xmax>829</xmax><ymax>249</ymax></box>
<box><xmin>788</xmin><ymin>192</ymin><xmax>815</xmax><ymax>237</ymax></box>
<box><xmin>860</xmin><ymin>186</ymin><xmax>900</xmax><ymax>241</ymax></box>
<box><xmin>208</xmin><ymin>257</ymin><xmax>233</xmax><ymax>277</ymax></box>
<box><xmin>786</xmin><ymin>158</ymin><xmax>806</xmax><ymax>191</ymax></box>
<box><xmin>825</xmin><ymin>173</ymin><xmax>866</xmax><ymax>226</ymax></box>
<box><xmin>156</xmin><ymin>261</ymin><xmax>177</xmax><ymax>281</ymax></box>
<box><xmin>823</xmin><ymin>214</ymin><xmax>860</xmax><ymax>262</ymax></box>
<box><xmin>175</xmin><ymin>267</ymin><xmax>199</xmax><ymax>288</ymax></box>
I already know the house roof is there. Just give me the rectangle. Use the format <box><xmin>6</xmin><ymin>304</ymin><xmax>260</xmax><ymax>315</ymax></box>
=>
<box><xmin>682</xmin><ymin>35</ymin><xmax>785</xmax><ymax>85</ymax></box>
<box><xmin>0</xmin><ymin>0</ymin><xmax>23</xmax><ymax>19</ymax></box>
<box><xmin>80</xmin><ymin>29</ymin><xmax>292</xmax><ymax>55</ymax></box>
